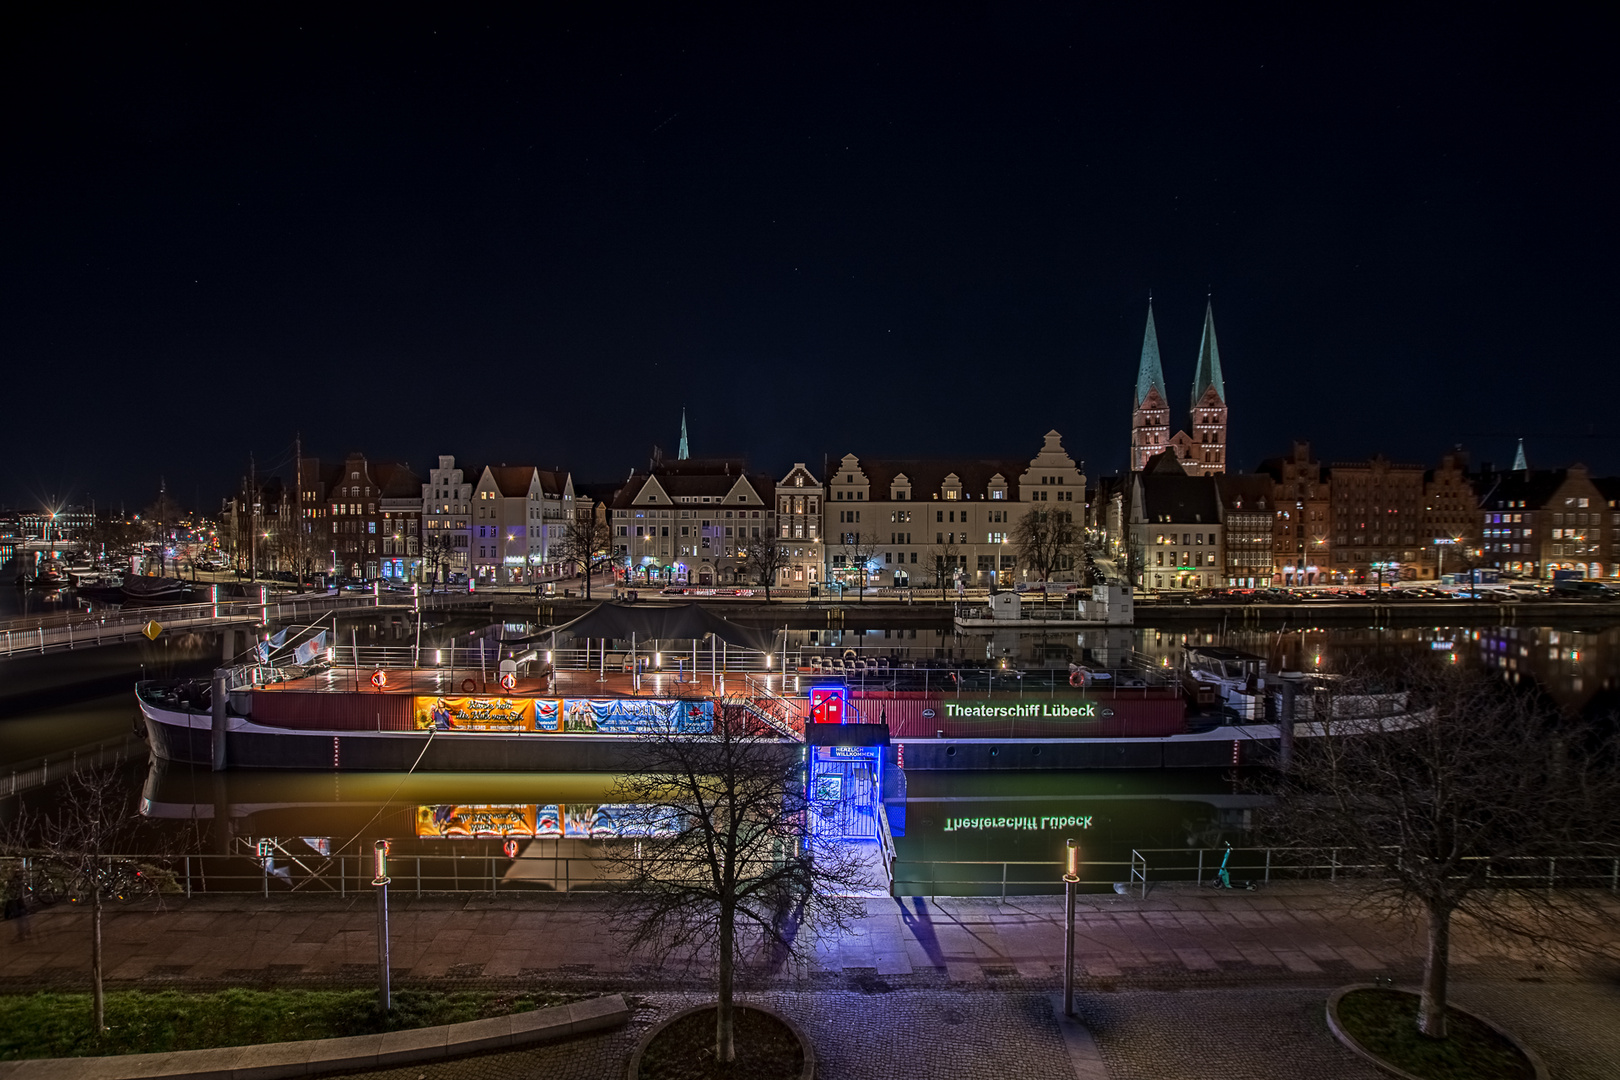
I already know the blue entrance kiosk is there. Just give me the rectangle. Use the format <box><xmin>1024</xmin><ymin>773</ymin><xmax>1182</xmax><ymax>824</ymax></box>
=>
<box><xmin>805</xmin><ymin>684</ymin><xmax>895</xmax><ymax>841</ymax></box>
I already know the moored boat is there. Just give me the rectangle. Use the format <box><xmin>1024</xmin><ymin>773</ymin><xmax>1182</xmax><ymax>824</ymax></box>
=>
<box><xmin>122</xmin><ymin>576</ymin><xmax>191</xmax><ymax>604</ymax></box>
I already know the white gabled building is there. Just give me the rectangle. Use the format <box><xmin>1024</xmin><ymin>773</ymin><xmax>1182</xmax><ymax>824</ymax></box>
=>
<box><xmin>469</xmin><ymin>465</ymin><xmax>575</xmax><ymax>585</ymax></box>
<box><xmin>775</xmin><ymin>463</ymin><xmax>822</xmax><ymax>589</ymax></box>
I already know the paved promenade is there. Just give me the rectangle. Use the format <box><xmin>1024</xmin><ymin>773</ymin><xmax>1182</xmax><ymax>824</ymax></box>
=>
<box><xmin>4</xmin><ymin>885</ymin><xmax>1618</xmax><ymax>1078</ymax></box>
<box><xmin>4</xmin><ymin>883</ymin><xmax>1613</xmax><ymax>991</ymax></box>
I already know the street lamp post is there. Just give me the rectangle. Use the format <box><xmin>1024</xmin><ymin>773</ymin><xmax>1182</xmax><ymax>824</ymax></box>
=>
<box><xmin>371</xmin><ymin>840</ymin><xmax>392</xmax><ymax>1012</ymax></box>
<box><xmin>1062</xmin><ymin>838</ymin><xmax>1080</xmax><ymax>1017</ymax></box>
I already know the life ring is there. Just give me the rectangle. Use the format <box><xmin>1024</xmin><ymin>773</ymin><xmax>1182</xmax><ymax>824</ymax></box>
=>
<box><xmin>503</xmin><ymin>839</ymin><xmax>519</xmax><ymax>859</ymax></box>
<box><xmin>1069</xmin><ymin>669</ymin><xmax>1086</xmax><ymax>688</ymax></box>
<box><xmin>370</xmin><ymin>670</ymin><xmax>387</xmax><ymax>689</ymax></box>
<box><xmin>461</xmin><ymin>678</ymin><xmax>477</xmax><ymax>693</ymax></box>
<box><xmin>500</xmin><ymin>672</ymin><xmax>516</xmax><ymax>691</ymax></box>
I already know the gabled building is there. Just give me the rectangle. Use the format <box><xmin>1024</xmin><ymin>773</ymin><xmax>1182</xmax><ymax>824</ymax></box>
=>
<box><xmin>1258</xmin><ymin>441</ymin><xmax>1331</xmax><ymax>585</ymax></box>
<box><xmin>375</xmin><ymin>463</ymin><xmax>423</xmax><ymax>581</ymax></box>
<box><xmin>1129</xmin><ymin>300</ymin><xmax>1229</xmax><ymax>476</ymax></box>
<box><xmin>1423</xmin><ymin>449</ymin><xmax>1482</xmax><ymax>579</ymax></box>
<box><xmin>422</xmin><ymin>456</ymin><xmax>478</xmax><ymax>583</ymax></box>
<box><xmin>824</xmin><ymin>430</ymin><xmax>1087</xmax><ymax>591</ymax></box>
<box><xmin>302</xmin><ymin>453</ymin><xmax>419</xmax><ymax>580</ymax></box>
<box><xmin>469</xmin><ymin>465</ymin><xmax>574</xmax><ymax>585</ymax></box>
<box><xmin>612</xmin><ymin>459</ymin><xmax>776</xmax><ymax>586</ymax></box>
<box><xmin>1477</xmin><ymin>464</ymin><xmax>1609</xmax><ymax>580</ymax></box>
<box><xmin>775</xmin><ymin>463</ymin><xmax>822</xmax><ymax>590</ymax></box>
<box><xmin>1127</xmin><ymin>452</ymin><xmax>1223</xmax><ymax>592</ymax></box>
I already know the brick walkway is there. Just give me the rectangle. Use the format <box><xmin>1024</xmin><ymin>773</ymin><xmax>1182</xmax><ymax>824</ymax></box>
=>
<box><xmin>5</xmin><ymin>883</ymin><xmax>1613</xmax><ymax>991</ymax></box>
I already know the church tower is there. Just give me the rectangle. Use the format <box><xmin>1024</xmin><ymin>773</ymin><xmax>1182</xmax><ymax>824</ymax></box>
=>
<box><xmin>1130</xmin><ymin>301</ymin><xmax>1171</xmax><ymax>471</ymax></box>
<box><xmin>1188</xmin><ymin>301</ymin><xmax>1227</xmax><ymax>475</ymax></box>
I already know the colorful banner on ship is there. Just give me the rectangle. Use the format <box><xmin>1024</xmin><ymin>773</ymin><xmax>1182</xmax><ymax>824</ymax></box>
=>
<box><xmin>560</xmin><ymin>698</ymin><xmax>712</xmax><ymax>734</ymax></box>
<box><xmin>413</xmin><ymin>697</ymin><xmax>714</xmax><ymax>733</ymax></box>
<box><xmin>413</xmin><ymin>696</ymin><xmax>532</xmax><ymax>731</ymax></box>
<box><xmin>415</xmin><ymin>803</ymin><xmax>679</xmax><ymax>838</ymax></box>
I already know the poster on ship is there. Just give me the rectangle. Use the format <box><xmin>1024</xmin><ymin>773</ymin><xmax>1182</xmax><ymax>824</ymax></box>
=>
<box><xmin>415</xmin><ymin>804</ymin><xmax>537</xmax><ymax>837</ymax></box>
<box><xmin>561</xmin><ymin>698</ymin><xmax>714</xmax><ymax>734</ymax></box>
<box><xmin>412</xmin><ymin>696</ymin><xmax>534</xmax><ymax>731</ymax></box>
<box><xmin>413</xmin><ymin>802</ymin><xmax>680</xmax><ymax>839</ymax></box>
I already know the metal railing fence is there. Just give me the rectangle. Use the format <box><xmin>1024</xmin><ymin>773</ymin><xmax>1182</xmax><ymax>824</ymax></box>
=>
<box><xmin>895</xmin><ymin>845</ymin><xmax>1620</xmax><ymax>898</ymax></box>
<box><xmin>0</xmin><ymin>594</ymin><xmax>407</xmax><ymax>661</ymax></box>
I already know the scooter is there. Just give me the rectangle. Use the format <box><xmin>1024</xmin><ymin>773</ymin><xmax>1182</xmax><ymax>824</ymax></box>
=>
<box><xmin>1208</xmin><ymin>842</ymin><xmax>1257</xmax><ymax>890</ymax></box>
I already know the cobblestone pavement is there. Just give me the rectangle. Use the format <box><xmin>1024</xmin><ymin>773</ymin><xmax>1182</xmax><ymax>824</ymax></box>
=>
<box><xmin>1084</xmin><ymin>981</ymin><xmax>1620</xmax><ymax>1080</ymax></box>
<box><xmin>328</xmin><ymin>991</ymin><xmax>1078</xmax><ymax>1080</ymax></box>
<box><xmin>10</xmin><ymin>883</ymin><xmax>1615</xmax><ymax>991</ymax></box>
<box><xmin>323</xmin><ymin>982</ymin><xmax>1620</xmax><ymax>1079</ymax></box>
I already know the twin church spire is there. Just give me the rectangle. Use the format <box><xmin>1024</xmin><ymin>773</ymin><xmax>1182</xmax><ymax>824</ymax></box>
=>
<box><xmin>1130</xmin><ymin>299</ymin><xmax>1228</xmax><ymax>474</ymax></box>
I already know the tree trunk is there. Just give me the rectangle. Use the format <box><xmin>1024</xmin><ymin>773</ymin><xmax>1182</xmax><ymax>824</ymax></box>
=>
<box><xmin>92</xmin><ymin>873</ymin><xmax>106</xmax><ymax>1034</ymax></box>
<box><xmin>1418</xmin><ymin>903</ymin><xmax>1450</xmax><ymax>1038</ymax></box>
<box><xmin>716</xmin><ymin>906</ymin><xmax>735</xmax><ymax>1062</ymax></box>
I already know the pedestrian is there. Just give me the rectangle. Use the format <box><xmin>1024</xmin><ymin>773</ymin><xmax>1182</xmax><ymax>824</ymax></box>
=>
<box><xmin>12</xmin><ymin>898</ymin><xmax>32</xmax><ymax>942</ymax></box>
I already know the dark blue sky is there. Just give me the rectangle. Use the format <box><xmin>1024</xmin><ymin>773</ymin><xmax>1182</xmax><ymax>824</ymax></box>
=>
<box><xmin>5</xmin><ymin>5</ymin><xmax>1617</xmax><ymax>512</ymax></box>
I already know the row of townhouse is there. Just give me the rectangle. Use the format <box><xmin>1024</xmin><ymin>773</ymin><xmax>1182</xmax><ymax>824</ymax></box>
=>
<box><xmin>609</xmin><ymin>431</ymin><xmax>1089</xmax><ymax>590</ymax></box>
<box><xmin>225</xmin><ymin>453</ymin><xmax>580</xmax><ymax>584</ymax></box>
<box><xmin>1097</xmin><ymin>440</ymin><xmax>1620</xmax><ymax>592</ymax></box>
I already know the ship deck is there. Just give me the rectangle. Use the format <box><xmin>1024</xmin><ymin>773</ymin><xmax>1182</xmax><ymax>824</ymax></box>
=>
<box><xmin>252</xmin><ymin>667</ymin><xmax>786</xmax><ymax>699</ymax></box>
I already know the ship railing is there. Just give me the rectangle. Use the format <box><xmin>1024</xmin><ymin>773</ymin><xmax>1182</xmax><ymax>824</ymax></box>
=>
<box><xmin>546</xmin><ymin>645</ymin><xmax>780</xmax><ymax>675</ymax></box>
<box><xmin>792</xmin><ymin>663</ymin><xmax>1177</xmax><ymax>698</ymax></box>
<box><xmin>729</xmin><ymin>674</ymin><xmax>804</xmax><ymax>740</ymax></box>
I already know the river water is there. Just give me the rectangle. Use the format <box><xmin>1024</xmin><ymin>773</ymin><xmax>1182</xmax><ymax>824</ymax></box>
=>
<box><xmin>4</xmin><ymin>616</ymin><xmax>1617</xmax><ymax>894</ymax></box>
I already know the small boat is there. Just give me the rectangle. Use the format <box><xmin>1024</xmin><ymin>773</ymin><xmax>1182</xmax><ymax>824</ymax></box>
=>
<box><xmin>77</xmin><ymin>576</ymin><xmax>128</xmax><ymax>603</ymax></box>
<box><xmin>1181</xmin><ymin>646</ymin><xmax>1267</xmax><ymax>720</ymax></box>
<box><xmin>122</xmin><ymin>576</ymin><xmax>191</xmax><ymax>604</ymax></box>
<box><xmin>31</xmin><ymin>566</ymin><xmax>69</xmax><ymax>590</ymax></box>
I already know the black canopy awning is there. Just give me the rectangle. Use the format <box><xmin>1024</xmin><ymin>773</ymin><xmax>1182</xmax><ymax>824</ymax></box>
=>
<box><xmin>530</xmin><ymin>602</ymin><xmax>774</xmax><ymax>652</ymax></box>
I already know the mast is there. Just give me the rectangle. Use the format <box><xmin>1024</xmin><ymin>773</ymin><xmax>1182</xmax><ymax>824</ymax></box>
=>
<box><xmin>249</xmin><ymin>453</ymin><xmax>257</xmax><ymax>583</ymax></box>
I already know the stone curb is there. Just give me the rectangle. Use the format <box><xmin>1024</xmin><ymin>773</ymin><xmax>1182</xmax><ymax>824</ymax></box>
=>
<box><xmin>1324</xmin><ymin>984</ymin><xmax>1549</xmax><ymax>1080</ymax></box>
<box><xmin>0</xmin><ymin>993</ymin><xmax>629</xmax><ymax>1080</ymax></box>
<box><xmin>625</xmin><ymin>1002</ymin><xmax>815</xmax><ymax>1080</ymax></box>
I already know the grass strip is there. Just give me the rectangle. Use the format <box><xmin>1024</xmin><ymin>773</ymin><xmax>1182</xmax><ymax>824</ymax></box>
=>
<box><xmin>0</xmin><ymin>988</ymin><xmax>583</xmax><ymax>1060</ymax></box>
<box><xmin>1337</xmin><ymin>988</ymin><xmax>1533</xmax><ymax>1080</ymax></box>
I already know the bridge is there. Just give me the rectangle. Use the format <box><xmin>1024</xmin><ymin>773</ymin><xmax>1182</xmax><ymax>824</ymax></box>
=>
<box><xmin>0</xmin><ymin>591</ymin><xmax>464</xmax><ymax>662</ymax></box>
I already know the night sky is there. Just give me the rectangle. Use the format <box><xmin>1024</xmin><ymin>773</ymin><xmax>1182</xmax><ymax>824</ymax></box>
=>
<box><xmin>6</xmin><ymin>6</ymin><xmax>1618</xmax><ymax>512</ymax></box>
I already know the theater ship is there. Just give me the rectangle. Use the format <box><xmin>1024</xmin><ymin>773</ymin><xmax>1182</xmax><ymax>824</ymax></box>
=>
<box><xmin>134</xmin><ymin>604</ymin><xmax>1420</xmax><ymax>773</ymax></box>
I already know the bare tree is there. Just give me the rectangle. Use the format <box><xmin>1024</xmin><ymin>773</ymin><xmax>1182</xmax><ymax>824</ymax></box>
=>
<box><xmin>1259</xmin><ymin>660</ymin><xmax>1620</xmax><ymax>1038</ymax></box>
<box><xmin>742</xmin><ymin>532</ymin><xmax>791</xmax><ymax>602</ymax></box>
<box><xmin>1</xmin><ymin>767</ymin><xmax>169</xmax><ymax>1035</ymax></box>
<box><xmin>422</xmin><ymin>531</ymin><xmax>457</xmax><ymax>593</ymax></box>
<box><xmin>926</xmin><ymin>533</ymin><xmax>964</xmax><ymax>601</ymax></box>
<box><xmin>602</xmin><ymin>706</ymin><xmax>866</xmax><ymax>1063</ymax></box>
<box><xmin>275</xmin><ymin>518</ymin><xmax>324</xmax><ymax>593</ymax></box>
<box><xmin>835</xmin><ymin>527</ymin><xmax>880</xmax><ymax>602</ymax></box>
<box><xmin>556</xmin><ymin>514</ymin><xmax>615</xmax><ymax>599</ymax></box>
<box><xmin>1012</xmin><ymin>506</ymin><xmax>1083</xmax><ymax>583</ymax></box>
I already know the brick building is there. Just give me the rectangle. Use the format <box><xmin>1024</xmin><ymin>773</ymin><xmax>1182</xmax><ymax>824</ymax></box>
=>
<box><xmin>1258</xmin><ymin>442</ymin><xmax>1331</xmax><ymax>585</ymax></box>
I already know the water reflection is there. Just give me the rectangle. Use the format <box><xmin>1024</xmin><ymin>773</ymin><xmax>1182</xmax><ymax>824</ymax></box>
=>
<box><xmin>788</xmin><ymin>623</ymin><xmax>1620</xmax><ymax>715</ymax></box>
